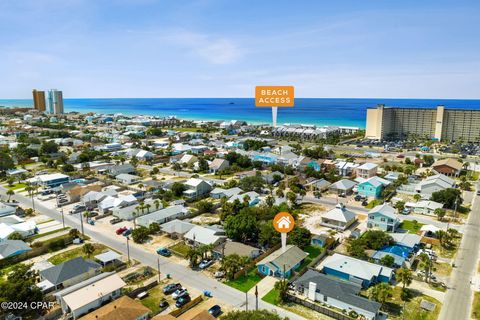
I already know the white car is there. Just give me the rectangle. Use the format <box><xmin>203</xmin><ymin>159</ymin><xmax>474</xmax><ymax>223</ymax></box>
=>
<box><xmin>172</xmin><ymin>288</ymin><xmax>188</xmax><ymax>300</ymax></box>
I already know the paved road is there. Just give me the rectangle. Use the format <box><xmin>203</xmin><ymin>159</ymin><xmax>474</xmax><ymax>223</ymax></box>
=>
<box><xmin>0</xmin><ymin>186</ymin><xmax>304</xmax><ymax>320</ymax></box>
<box><xmin>439</xmin><ymin>184</ymin><xmax>480</xmax><ymax>320</ymax></box>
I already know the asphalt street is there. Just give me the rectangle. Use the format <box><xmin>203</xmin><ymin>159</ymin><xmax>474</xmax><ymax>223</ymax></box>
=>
<box><xmin>439</xmin><ymin>185</ymin><xmax>480</xmax><ymax>320</ymax></box>
<box><xmin>0</xmin><ymin>187</ymin><xmax>304</xmax><ymax>320</ymax></box>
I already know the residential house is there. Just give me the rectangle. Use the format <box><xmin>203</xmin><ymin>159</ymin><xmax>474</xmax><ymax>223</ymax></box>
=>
<box><xmin>107</xmin><ymin>164</ymin><xmax>135</xmax><ymax>177</ymax></box>
<box><xmin>98</xmin><ymin>194</ymin><xmax>137</xmax><ymax>214</ymax></box>
<box><xmin>329</xmin><ymin>179</ymin><xmax>356</xmax><ymax>196</ymax></box>
<box><xmin>357</xmin><ymin>176</ymin><xmax>391</xmax><ymax>198</ymax></box>
<box><xmin>294</xmin><ymin>270</ymin><xmax>382</xmax><ymax>320</ymax></box>
<box><xmin>390</xmin><ymin>233</ymin><xmax>422</xmax><ymax>250</ymax></box>
<box><xmin>256</xmin><ymin>245</ymin><xmax>308</xmax><ymax>278</ymax></box>
<box><xmin>415</xmin><ymin>174</ymin><xmax>455</xmax><ymax>197</ymax></box>
<box><xmin>183</xmin><ymin>178</ymin><xmax>213</xmax><ymax>199</ymax></box>
<box><xmin>407</xmin><ymin>200</ymin><xmax>443</xmax><ymax>216</ymax></box>
<box><xmin>115</xmin><ymin>173</ymin><xmax>141</xmax><ymax>185</ymax></box>
<box><xmin>432</xmin><ymin>158</ymin><xmax>463</xmax><ymax>176</ymax></box>
<box><xmin>184</xmin><ymin>225</ymin><xmax>226</xmax><ymax>247</ymax></box>
<box><xmin>55</xmin><ymin>272</ymin><xmax>125</xmax><ymax>319</ymax></box>
<box><xmin>228</xmin><ymin>191</ymin><xmax>260</xmax><ymax>206</ymax></box>
<box><xmin>367</xmin><ymin>203</ymin><xmax>400</xmax><ymax>232</ymax></box>
<box><xmin>0</xmin><ymin>203</ymin><xmax>16</xmax><ymax>217</ymax></box>
<box><xmin>262</xmin><ymin>171</ymin><xmax>284</xmax><ymax>184</ymax></box>
<box><xmin>210</xmin><ymin>187</ymin><xmax>242</xmax><ymax>199</ymax></box>
<box><xmin>209</xmin><ymin>158</ymin><xmax>230</xmax><ymax>173</ymax></box>
<box><xmin>27</xmin><ymin>173</ymin><xmax>70</xmax><ymax>188</ymax></box>
<box><xmin>78</xmin><ymin>296</ymin><xmax>151</xmax><ymax>320</ymax></box>
<box><xmin>67</xmin><ymin>184</ymin><xmax>103</xmax><ymax>203</ymax></box>
<box><xmin>336</xmin><ymin>161</ymin><xmax>359</xmax><ymax>177</ymax></box>
<box><xmin>39</xmin><ymin>257</ymin><xmax>102</xmax><ymax>292</ymax></box>
<box><xmin>305</xmin><ymin>179</ymin><xmax>331</xmax><ymax>192</ymax></box>
<box><xmin>0</xmin><ymin>240</ymin><xmax>31</xmax><ymax>259</ymax></box>
<box><xmin>321</xmin><ymin>204</ymin><xmax>357</xmax><ymax>231</ymax></box>
<box><xmin>384</xmin><ymin>172</ymin><xmax>401</xmax><ymax>182</ymax></box>
<box><xmin>321</xmin><ymin>253</ymin><xmax>394</xmax><ymax>288</ymax></box>
<box><xmin>311</xmin><ymin>234</ymin><xmax>334</xmax><ymax>248</ymax></box>
<box><xmin>136</xmin><ymin>205</ymin><xmax>189</xmax><ymax>227</ymax></box>
<box><xmin>179</xmin><ymin>154</ymin><xmax>198</xmax><ymax>166</ymax></box>
<box><xmin>355</xmin><ymin>163</ymin><xmax>378</xmax><ymax>179</ymax></box>
<box><xmin>213</xmin><ymin>240</ymin><xmax>262</xmax><ymax>259</ymax></box>
<box><xmin>160</xmin><ymin>219</ymin><xmax>195</xmax><ymax>239</ymax></box>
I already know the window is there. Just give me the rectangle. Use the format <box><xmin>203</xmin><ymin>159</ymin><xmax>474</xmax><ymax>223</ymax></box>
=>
<box><xmin>380</xmin><ymin>218</ymin><xmax>385</xmax><ymax>222</ymax></box>
<box><xmin>323</xmin><ymin>295</ymin><xmax>328</xmax><ymax>302</ymax></box>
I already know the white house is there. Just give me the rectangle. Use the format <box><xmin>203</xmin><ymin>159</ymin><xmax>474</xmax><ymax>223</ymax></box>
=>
<box><xmin>136</xmin><ymin>205</ymin><xmax>189</xmax><ymax>227</ymax></box>
<box><xmin>321</xmin><ymin>204</ymin><xmax>357</xmax><ymax>231</ymax></box>
<box><xmin>184</xmin><ymin>225</ymin><xmax>226</xmax><ymax>247</ymax></box>
<box><xmin>415</xmin><ymin>174</ymin><xmax>455</xmax><ymax>197</ymax></box>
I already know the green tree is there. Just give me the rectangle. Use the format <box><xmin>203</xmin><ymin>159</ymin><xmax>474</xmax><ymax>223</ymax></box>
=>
<box><xmin>8</xmin><ymin>231</ymin><xmax>23</xmax><ymax>240</ymax></box>
<box><xmin>224</xmin><ymin>212</ymin><xmax>258</xmax><ymax>243</ymax></box>
<box><xmin>434</xmin><ymin>208</ymin><xmax>446</xmax><ymax>221</ymax></box>
<box><xmin>274</xmin><ymin>278</ymin><xmax>289</xmax><ymax>303</ymax></box>
<box><xmin>379</xmin><ymin>254</ymin><xmax>395</xmax><ymax>267</ymax></box>
<box><xmin>131</xmin><ymin>226</ymin><xmax>150</xmax><ymax>243</ymax></box>
<box><xmin>82</xmin><ymin>243</ymin><xmax>95</xmax><ymax>257</ymax></box>
<box><xmin>40</xmin><ymin>140</ymin><xmax>59</xmax><ymax>154</ymax></box>
<box><xmin>239</xmin><ymin>175</ymin><xmax>265</xmax><ymax>192</ymax></box>
<box><xmin>62</xmin><ymin>163</ymin><xmax>75</xmax><ymax>172</ymax></box>
<box><xmin>0</xmin><ymin>264</ymin><xmax>44</xmax><ymax>317</ymax></box>
<box><xmin>418</xmin><ymin>253</ymin><xmax>435</xmax><ymax>282</ymax></box>
<box><xmin>171</xmin><ymin>182</ymin><xmax>187</xmax><ymax>197</ymax></box>
<box><xmin>396</xmin><ymin>267</ymin><xmax>413</xmax><ymax>290</ymax></box>
<box><xmin>368</xmin><ymin>282</ymin><xmax>393</xmax><ymax>307</ymax></box>
<box><xmin>394</xmin><ymin>201</ymin><xmax>405</xmax><ymax>213</ymax></box>
<box><xmin>287</xmin><ymin>226</ymin><xmax>312</xmax><ymax>249</ymax></box>
<box><xmin>149</xmin><ymin>222</ymin><xmax>160</xmax><ymax>234</ymax></box>
<box><xmin>6</xmin><ymin>189</ymin><xmax>14</xmax><ymax>202</ymax></box>
<box><xmin>430</xmin><ymin>188</ymin><xmax>462</xmax><ymax>209</ymax></box>
<box><xmin>0</xmin><ymin>151</ymin><xmax>15</xmax><ymax>173</ymax></box>
<box><xmin>196</xmin><ymin>200</ymin><xmax>215</xmax><ymax>214</ymax></box>
<box><xmin>258</xmin><ymin>222</ymin><xmax>280</xmax><ymax>248</ymax></box>
<box><xmin>69</xmin><ymin>228</ymin><xmax>80</xmax><ymax>238</ymax></box>
<box><xmin>186</xmin><ymin>246</ymin><xmax>202</xmax><ymax>267</ymax></box>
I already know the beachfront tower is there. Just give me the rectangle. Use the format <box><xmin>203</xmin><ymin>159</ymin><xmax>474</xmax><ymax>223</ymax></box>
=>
<box><xmin>32</xmin><ymin>89</ymin><xmax>46</xmax><ymax>112</ymax></box>
<box><xmin>47</xmin><ymin>89</ymin><xmax>64</xmax><ymax>114</ymax></box>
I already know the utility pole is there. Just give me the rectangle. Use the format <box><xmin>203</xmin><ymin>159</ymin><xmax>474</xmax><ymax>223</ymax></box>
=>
<box><xmin>157</xmin><ymin>257</ymin><xmax>161</xmax><ymax>282</ymax></box>
<box><xmin>245</xmin><ymin>291</ymin><xmax>248</xmax><ymax>311</ymax></box>
<box><xmin>126</xmin><ymin>236</ymin><xmax>131</xmax><ymax>264</ymax></box>
<box><xmin>79</xmin><ymin>211</ymin><xmax>84</xmax><ymax>236</ymax></box>
<box><xmin>61</xmin><ymin>207</ymin><xmax>65</xmax><ymax>229</ymax></box>
<box><xmin>255</xmin><ymin>285</ymin><xmax>258</xmax><ymax>310</ymax></box>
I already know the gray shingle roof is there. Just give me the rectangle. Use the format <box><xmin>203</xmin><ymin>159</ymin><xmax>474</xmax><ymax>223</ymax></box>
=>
<box><xmin>40</xmin><ymin>257</ymin><xmax>101</xmax><ymax>285</ymax></box>
<box><xmin>294</xmin><ymin>269</ymin><xmax>381</xmax><ymax>313</ymax></box>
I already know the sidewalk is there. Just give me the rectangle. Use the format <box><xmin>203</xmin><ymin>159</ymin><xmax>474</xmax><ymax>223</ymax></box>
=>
<box><xmin>248</xmin><ymin>275</ymin><xmax>278</xmax><ymax>298</ymax></box>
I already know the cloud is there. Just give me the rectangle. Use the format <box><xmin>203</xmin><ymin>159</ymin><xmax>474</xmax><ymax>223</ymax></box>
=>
<box><xmin>164</xmin><ymin>30</ymin><xmax>244</xmax><ymax>65</ymax></box>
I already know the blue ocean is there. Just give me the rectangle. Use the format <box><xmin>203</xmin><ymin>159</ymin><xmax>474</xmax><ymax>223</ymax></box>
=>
<box><xmin>2</xmin><ymin>98</ymin><xmax>480</xmax><ymax>128</ymax></box>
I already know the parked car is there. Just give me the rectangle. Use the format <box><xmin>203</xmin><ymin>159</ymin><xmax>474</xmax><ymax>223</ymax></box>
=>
<box><xmin>157</xmin><ymin>248</ymin><xmax>172</xmax><ymax>257</ymax></box>
<box><xmin>208</xmin><ymin>305</ymin><xmax>222</xmax><ymax>317</ymax></box>
<box><xmin>198</xmin><ymin>259</ymin><xmax>214</xmax><ymax>269</ymax></box>
<box><xmin>70</xmin><ymin>205</ymin><xmax>86</xmax><ymax>214</ymax></box>
<box><xmin>136</xmin><ymin>291</ymin><xmax>148</xmax><ymax>299</ymax></box>
<box><xmin>122</xmin><ymin>228</ymin><xmax>132</xmax><ymax>237</ymax></box>
<box><xmin>354</xmin><ymin>195</ymin><xmax>364</xmax><ymax>202</ymax></box>
<box><xmin>159</xmin><ymin>298</ymin><xmax>169</xmax><ymax>309</ymax></box>
<box><xmin>361</xmin><ymin>200</ymin><xmax>368</xmax><ymax>206</ymax></box>
<box><xmin>172</xmin><ymin>288</ymin><xmax>188</xmax><ymax>300</ymax></box>
<box><xmin>116</xmin><ymin>226</ymin><xmax>128</xmax><ymax>235</ymax></box>
<box><xmin>175</xmin><ymin>295</ymin><xmax>191</xmax><ymax>308</ymax></box>
<box><xmin>58</xmin><ymin>198</ymin><xmax>68</xmax><ymax>204</ymax></box>
<box><xmin>401</xmin><ymin>208</ymin><xmax>410</xmax><ymax>215</ymax></box>
<box><xmin>163</xmin><ymin>283</ymin><xmax>182</xmax><ymax>294</ymax></box>
<box><xmin>110</xmin><ymin>217</ymin><xmax>122</xmax><ymax>224</ymax></box>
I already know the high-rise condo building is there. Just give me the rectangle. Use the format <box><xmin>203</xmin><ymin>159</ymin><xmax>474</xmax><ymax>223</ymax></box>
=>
<box><xmin>47</xmin><ymin>89</ymin><xmax>64</xmax><ymax>114</ymax></box>
<box><xmin>32</xmin><ymin>89</ymin><xmax>46</xmax><ymax>111</ymax></box>
<box><xmin>365</xmin><ymin>104</ymin><xmax>480</xmax><ymax>142</ymax></box>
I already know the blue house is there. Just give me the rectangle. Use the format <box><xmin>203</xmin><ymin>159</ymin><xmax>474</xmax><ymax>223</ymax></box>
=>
<box><xmin>256</xmin><ymin>245</ymin><xmax>308</xmax><ymax>278</ymax></box>
<box><xmin>308</xmin><ymin>160</ymin><xmax>322</xmax><ymax>172</ymax></box>
<box><xmin>311</xmin><ymin>234</ymin><xmax>333</xmax><ymax>248</ymax></box>
<box><xmin>357</xmin><ymin>176</ymin><xmax>391</xmax><ymax>198</ymax></box>
<box><xmin>28</xmin><ymin>173</ymin><xmax>70</xmax><ymax>188</ymax></box>
<box><xmin>322</xmin><ymin>253</ymin><xmax>394</xmax><ymax>288</ymax></box>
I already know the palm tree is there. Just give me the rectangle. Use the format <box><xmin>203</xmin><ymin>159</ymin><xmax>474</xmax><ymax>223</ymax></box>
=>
<box><xmin>221</xmin><ymin>254</ymin><xmax>241</xmax><ymax>279</ymax></box>
<box><xmin>145</xmin><ymin>203</ymin><xmax>151</xmax><ymax>214</ymax></box>
<box><xmin>133</xmin><ymin>206</ymin><xmax>141</xmax><ymax>229</ymax></box>
<box><xmin>154</xmin><ymin>199</ymin><xmax>161</xmax><ymax>211</ymax></box>
<box><xmin>396</xmin><ymin>268</ymin><xmax>413</xmax><ymax>290</ymax></box>
<box><xmin>368</xmin><ymin>283</ymin><xmax>393</xmax><ymax>309</ymax></box>
<box><xmin>418</xmin><ymin>253</ymin><xmax>435</xmax><ymax>282</ymax></box>
<box><xmin>186</xmin><ymin>247</ymin><xmax>201</xmax><ymax>267</ymax></box>
<box><xmin>6</xmin><ymin>189</ymin><xmax>14</xmax><ymax>202</ymax></box>
<box><xmin>274</xmin><ymin>278</ymin><xmax>289</xmax><ymax>303</ymax></box>
<box><xmin>82</xmin><ymin>243</ymin><xmax>95</xmax><ymax>258</ymax></box>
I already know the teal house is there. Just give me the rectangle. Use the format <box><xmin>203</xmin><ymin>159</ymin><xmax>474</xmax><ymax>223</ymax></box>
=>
<box><xmin>357</xmin><ymin>176</ymin><xmax>391</xmax><ymax>198</ymax></box>
<box><xmin>256</xmin><ymin>245</ymin><xmax>308</xmax><ymax>278</ymax></box>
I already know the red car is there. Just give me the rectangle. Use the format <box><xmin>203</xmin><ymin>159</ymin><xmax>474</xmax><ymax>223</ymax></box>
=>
<box><xmin>116</xmin><ymin>226</ymin><xmax>127</xmax><ymax>235</ymax></box>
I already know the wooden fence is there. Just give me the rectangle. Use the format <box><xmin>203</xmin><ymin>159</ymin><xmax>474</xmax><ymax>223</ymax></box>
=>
<box><xmin>287</xmin><ymin>294</ymin><xmax>354</xmax><ymax>320</ymax></box>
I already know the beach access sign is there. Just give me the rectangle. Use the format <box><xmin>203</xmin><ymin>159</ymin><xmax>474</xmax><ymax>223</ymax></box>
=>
<box><xmin>255</xmin><ymin>86</ymin><xmax>294</xmax><ymax>107</ymax></box>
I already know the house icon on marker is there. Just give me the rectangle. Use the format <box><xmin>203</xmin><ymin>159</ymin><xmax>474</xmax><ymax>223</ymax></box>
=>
<box><xmin>277</xmin><ymin>216</ymin><xmax>291</xmax><ymax>230</ymax></box>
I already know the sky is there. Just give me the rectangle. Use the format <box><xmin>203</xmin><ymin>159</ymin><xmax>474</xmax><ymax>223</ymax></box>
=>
<box><xmin>1</xmin><ymin>0</ymin><xmax>479</xmax><ymax>99</ymax></box>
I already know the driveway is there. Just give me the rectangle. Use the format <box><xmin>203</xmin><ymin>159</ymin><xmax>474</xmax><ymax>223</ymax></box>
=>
<box><xmin>248</xmin><ymin>276</ymin><xmax>278</xmax><ymax>298</ymax></box>
<box><xmin>439</xmin><ymin>184</ymin><xmax>480</xmax><ymax>320</ymax></box>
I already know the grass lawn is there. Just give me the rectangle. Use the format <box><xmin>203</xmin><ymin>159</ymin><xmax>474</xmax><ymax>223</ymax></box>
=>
<box><xmin>140</xmin><ymin>283</ymin><xmax>169</xmax><ymax>315</ymax></box>
<box><xmin>472</xmin><ymin>292</ymin><xmax>480</xmax><ymax>319</ymax></box>
<box><xmin>434</xmin><ymin>262</ymin><xmax>453</xmax><ymax>277</ymax></box>
<box><xmin>434</xmin><ymin>234</ymin><xmax>462</xmax><ymax>259</ymax></box>
<box><xmin>174</xmin><ymin>127</ymin><xmax>206</xmax><ymax>132</ymax></box>
<box><xmin>169</xmin><ymin>242</ymin><xmax>190</xmax><ymax>257</ymax></box>
<box><xmin>399</xmin><ymin>220</ymin><xmax>424</xmax><ymax>234</ymax></box>
<box><xmin>297</xmin><ymin>245</ymin><xmax>323</xmax><ymax>271</ymax></box>
<box><xmin>6</xmin><ymin>183</ymin><xmax>27</xmax><ymax>191</ymax></box>
<box><xmin>225</xmin><ymin>268</ymin><xmax>263</xmax><ymax>292</ymax></box>
<box><xmin>385</xmin><ymin>287</ymin><xmax>441</xmax><ymax>320</ymax></box>
<box><xmin>262</xmin><ymin>288</ymin><xmax>335</xmax><ymax>320</ymax></box>
<box><xmin>48</xmin><ymin>243</ymin><xmax>108</xmax><ymax>265</ymax></box>
<box><xmin>366</xmin><ymin>199</ymin><xmax>383</xmax><ymax>209</ymax></box>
